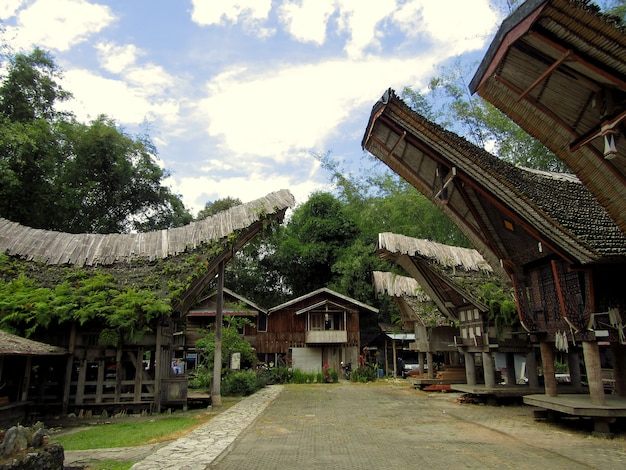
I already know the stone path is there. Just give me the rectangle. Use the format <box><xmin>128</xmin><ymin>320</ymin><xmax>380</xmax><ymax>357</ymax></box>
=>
<box><xmin>130</xmin><ymin>385</ymin><xmax>282</xmax><ymax>470</ymax></box>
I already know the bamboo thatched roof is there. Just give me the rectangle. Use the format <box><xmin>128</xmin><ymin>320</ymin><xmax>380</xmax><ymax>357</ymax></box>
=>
<box><xmin>0</xmin><ymin>330</ymin><xmax>67</xmax><ymax>355</ymax></box>
<box><xmin>377</xmin><ymin>233</ymin><xmax>492</xmax><ymax>273</ymax></box>
<box><xmin>372</xmin><ymin>271</ymin><xmax>450</xmax><ymax>328</ymax></box>
<box><xmin>0</xmin><ymin>190</ymin><xmax>295</xmax><ymax>267</ymax></box>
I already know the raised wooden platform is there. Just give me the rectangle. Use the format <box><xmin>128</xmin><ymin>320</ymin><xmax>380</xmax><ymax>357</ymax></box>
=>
<box><xmin>523</xmin><ymin>394</ymin><xmax>626</xmax><ymax>418</ymax></box>
<box><xmin>452</xmin><ymin>384</ymin><xmax>544</xmax><ymax>397</ymax></box>
<box><xmin>523</xmin><ymin>393</ymin><xmax>626</xmax><ymax>436</ymax></box>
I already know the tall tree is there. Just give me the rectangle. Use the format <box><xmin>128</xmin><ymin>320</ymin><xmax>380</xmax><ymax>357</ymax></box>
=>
<box><xmin>0</xmin><ymin>48</ymin><xmax>192</xmax><ymax>233</ymax></box>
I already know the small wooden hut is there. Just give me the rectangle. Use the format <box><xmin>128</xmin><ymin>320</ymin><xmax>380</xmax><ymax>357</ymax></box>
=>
<box><xmin>255</xmin><ymin>288</ymin><xmax>378</xmax><ymax>374</ymax></box>
<box><xmin>185</xmin><ymin>287</ymin><xmax>264</xmax><ymax>370</ymax></box>
<box><xmin>0</xmin><ymin>190</ymin><xmax>294</xmax><ymax>421</ymax></box>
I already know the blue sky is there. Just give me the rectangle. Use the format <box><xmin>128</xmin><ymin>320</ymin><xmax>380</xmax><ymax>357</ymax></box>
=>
<box><xmin>1</xmin><ymin>0</ymin><xmax>505</xmax><ymax>216</ymax></box>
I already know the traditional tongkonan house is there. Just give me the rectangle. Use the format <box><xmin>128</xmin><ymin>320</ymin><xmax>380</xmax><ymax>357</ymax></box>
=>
<box><xmin>372</xmin><ymin>271</ymin><xmax>460</xmax><ymax>383</ymax></box>
<box><xmin>469</xmin><ymin>0</ymin><xmax>626</xmax><ymax>235</ymax></box>
<box><xmin>375</xmin><ymin>234</ymin><xmax>531</xmax><ymax>394</ymax></box>
<box><xmin>362</xmin><ymin>90</ymin><xmax>626</xmax><ymax>434</ymax></box>
<box><xmin>0</xmin><ymin>190</ymin><xmax>294</xmax><ymax>423</ymax></box>
<box><xmin>255</xmin><ymin>288</ymin><xmax>378</xmax><ymax>374</ymax></box>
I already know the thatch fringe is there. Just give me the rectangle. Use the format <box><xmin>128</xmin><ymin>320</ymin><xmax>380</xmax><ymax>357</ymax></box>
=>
<box><xmin>372</xmin><ymin>271</ymin><xmax>429</xmax><ymax>301</ymax></box>
<box><xmin>0</xmin><ymin>189</ymin><xmax>295</xmax><ymax>267</ymax></box>
<box><xmin>377</xmin><ymin>233</ymin><xmax>492</xmax><ymax>272</ymax></box>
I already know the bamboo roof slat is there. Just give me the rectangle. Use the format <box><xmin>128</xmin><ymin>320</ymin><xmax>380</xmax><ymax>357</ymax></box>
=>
<box><xmin>0</xmin><ymin>189</ymin><xmax>295</xmax><ymax>266</ymax></box>
<box><xmin>0</xmin><ymin>330</ymin><xmax>67</xmax><ymax>356</ymax></box>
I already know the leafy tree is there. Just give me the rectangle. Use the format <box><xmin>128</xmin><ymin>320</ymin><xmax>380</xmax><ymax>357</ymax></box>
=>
<box><xmin>194</xmin><ymin>317</ymin><xmax>258</xmax><ymax>372</ymax></box>
<box><xmin>0</xmin><ymin>48</ymin><xmax>192</xmax><ymax>233</ymax></box>
<box><xmin>196</xmin><ymin>196</ymin><xmax>242</xmax><ymax>220</ymax></box>
<box><xmin>265</xmin><ymin>192</ymin><xmax>360</xmax><ymax>297</ymax></box>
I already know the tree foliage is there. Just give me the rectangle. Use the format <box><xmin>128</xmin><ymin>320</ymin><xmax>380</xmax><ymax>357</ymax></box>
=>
<box><xmin>0</xmin><ymin>48</ymin><xmax>192</xmax><ymax>233</ymax></box>
<box><xmin>196</xmin><ymin>196</ymin><xmax>242</xmax><ymax>220</ymax></box>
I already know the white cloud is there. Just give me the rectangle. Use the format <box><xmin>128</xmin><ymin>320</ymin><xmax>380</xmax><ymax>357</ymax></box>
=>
<box><xmin>278</xmin><ymin>0</ymin><xmax>335</xmax><ymax>45</ymax></box>
<box><xmin>167</xmin><ymin>170</ymin><xmax>328</xmax><ymax>217</ymax></box>
<box><xmin>58</xmin><ymin>68</ymin><xmax>181</xmax><ymax>128</ymax></box>
<box><xmin>335</xmin><ymin>0</ymin><xmax>396</xmax><ymax>58</ymax></box>
<box><xmin>197</xmin><ymin>53</ymin><xmax>442</xmax><ymax>163</ymax></box>
<box><xmin>190</xmin><ymin>0</ymin><xmax>274</xmax><ymax>36</ymax></box>
<box><xmin>96</xmin><ymin>42</ymin><xmax>141</xmax><ymax>74</ymax></box>
<box><xmin>3</xmin><ymin>0</ymin><xmax>115</xmax><ymax>52</ymax></box>
<box><xmin>393</xmin><ymin>0</ymin><xmax>499</xmax><ymax>51</ymax></box>
<box><xmin>1</xmin><ymin>0</ymin><xmax>24</xmax><ymax>19</ymax></box>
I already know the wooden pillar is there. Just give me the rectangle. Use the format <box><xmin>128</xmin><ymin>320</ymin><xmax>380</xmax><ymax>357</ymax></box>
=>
<box><xmin>540</xmin><ymin>341</ymin><xmax>558</xmax><ymax>397</ymax></box>
<box><xmin>526</xmin><ymin>350</ymin><xmax>539</xmax><ymax>389</ymax></box>
<box><xmin>392</xmin><ymin>340</ymin><xmax>398</xmax><ymax>377</ymax></box>
<box><xmin>611</xmin><ymin>344</ymin><xmax>626</xmax><ymax>397</ymax></box>
<box><xmin>62</xmin><ymin>323</ymin><xmax>77</xmax><ymax>414</ymax></box>
<box><xmin>95</xmin><ymin>358</ymin><xmax>105</xmax><ymax>403</ymax></box>
<box><xmin>464</xmin><ymin>351</ymin><xmax>476</xmax><ymax>385</ymax></box>
<box><xmin>134</xmin><ymin>348</ymin><xmax>144</xmax><ymax>402</ymax></box>
<box><xmin>114</xmin><ymin>348</ymin><xmax>123</xmax><ymax>402</ymax></box>
<box><xmin>418</xmin><ymin>352</ymin><xmax>425</xmax><ymax>376</ymax></box>
<box><xmin>426</xmin><ymin>352</ymin><xmax>434</xmax><ymax>379</ymax></box>
<box><xmin>582</xmin><ymin>340</ymin><xmax>605</xmax><ymax>406</ymax></box>
<box><xmin>76</xmin><ymin>358</ymin><xmax>87</xmax><ymax>405</ymax></box>
<box><xmin>384</xmin><ymin>338</ymin><xmax>389</xmax><ymax>376</ymax></box>
<box><xmin>567</xmin><ymin>349</ymin><xmax>583</xmax><ymax>393</ymax></box>
<box><xmin>482</xmin><ymin>352</ymin><xmax>496</xmax><ymax>388</ymax></box>
<box><xmin>211</xmin><ymin>260</ymin><xmax>225</xmax><ymax>406</ymax></box>
<box><xmin>505</xmin><ymin>353</ymin><xmax>516</xmax><ymax>385</ymax></box>
<box><xmin>20</xmin><ymin>356</ymin><xmax>33</xmax><ymax>402</ymax></box>
<box><xmin>154</xmin><ymin>325</ymin><xmax>163</xmax><ymax>412</ymax></box>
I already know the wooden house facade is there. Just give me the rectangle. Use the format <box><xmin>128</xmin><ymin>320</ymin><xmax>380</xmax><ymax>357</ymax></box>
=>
<box><xmin>255</xmin><ymin>288</ymin><xmax>378</xmax><ymax>374</ymax></box>
<box><xmin>0</xmin><ymin>190</ymin><xmax>294</xmax><ymax>423</ymax></box>
<box><xmin>362</xmin><ymin>91</ymin><xmax>626</xmax><ymax>432</ymax></box>
<box><xmin>185</xmin><ymin>287</ymin><xmax>264</xmax><ymax>370</ymax></box>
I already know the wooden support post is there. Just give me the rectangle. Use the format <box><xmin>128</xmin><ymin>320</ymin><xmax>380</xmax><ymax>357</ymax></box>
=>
<box><xmin>418</xmin><ymin>352</ymin><xmax>425</xmax><ymax>376</ymax></box>
<box><xmin>505</xmin><ymin>352</ymin><xmax>516</xmax><ymax>385</ymax></box>
<box><xmin>464</xmin><ymin>351</ymin><xmax>477</xmax><ymax>385</ymax></box>
<box><xmin>20</xmin><ymin>356</ymin><xmax>32</xmax><ymax>402</ymax></box>
<box><xmin>211</xmin><ymin>260</ymin><xmax>225</xmax><ymax>406</ymax></box>
<box><xmin>392</xmin><ymin>339</ymin><xmax>398</xmax><ymax>377</ymax></box>
<box><xmin>95</xmin><ymin>359</ymin><xmax>105</xmax><ymax>403</ymax></box>
<box><xmin>582</xmin><ymin>340</ymin><xmax>605</xmax><ymax>406</ymax></box>
<box><xmin>76</xmin><ymin>359</ymin><xmax>87</xmax><ymax>405</ymax></box>
<box><xmin>427</xmin><ymin>352</ymin><xmax>434</xmax><ymax>379</ymax></box>
<box><xmin>482</xmin><ymin>352</ymin><xmax>496</xmax><ymax>388</ymax></box>
<box><xmin>611</xmin><ymin>344</ymin><xmax>626</xmax><ymax>397</ymax></box>
<box><xmin>134</xmin><ymin>348</ymin><xmax>144</xmax><ymax>402</ymax></box>
<box><xmin>62</xmin><ymin>323</ymin><xmax>77</xmax><ymax>414</ymax></box>
<box><xmin>540</xmin><ymin>341</ymin><xmax>558</xmax><ymax>397</ymax></box>
<box><xmin>526</xmin><ymin>349</ymin><xmax>539</xmax><ymax>389</ymax></box>
<box><xmin>154</xmin><ymin>325</ymin><xmax>163</xmax><ymax>412</ymax></box>
<box><xmin>115</xmin><ymin>348</ymin><xmax>122</xmax><ymax>402</ymax></box>
<box><xmin>567</xmin><ymin>349</ymin><xmax>583</xmax><ymax>393</ymax></box>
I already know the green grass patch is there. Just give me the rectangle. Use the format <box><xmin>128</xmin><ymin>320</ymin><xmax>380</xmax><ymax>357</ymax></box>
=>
<box><xmin>52</xmin><ymin>406</ymin><xmax>237</xmax><ymax>451</ymax></box>
<box><xmin>84</xmin><ymin>460</ymin><xmax>134</xmax><ymax>470</ymax></box>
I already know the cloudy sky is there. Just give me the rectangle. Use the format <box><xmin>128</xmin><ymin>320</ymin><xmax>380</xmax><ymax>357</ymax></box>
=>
<box><xmin>1</xmin><ymin>0</ymin><xmax>505</xmax><ymax>216</ymax></box>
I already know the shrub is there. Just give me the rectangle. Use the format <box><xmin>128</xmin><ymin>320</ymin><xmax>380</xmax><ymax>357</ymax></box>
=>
<box><xmin>350</xmin><ymin>364</ymin><xmax>377</xmax><ymax>383</ymax></box>
<box><xmin>221</xmin><ymin>370</ymin><xmax>258</xmax><ymax>396</ymax></box>
<box><xmin>188</xmin><ymin>364</ymin><xmax>211</xmax><ymax>389</ymax></box>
